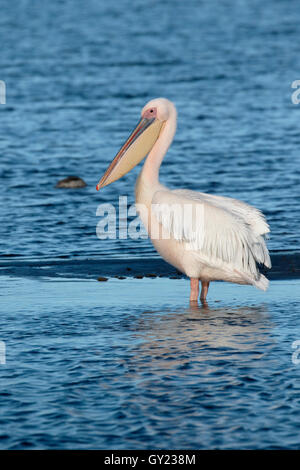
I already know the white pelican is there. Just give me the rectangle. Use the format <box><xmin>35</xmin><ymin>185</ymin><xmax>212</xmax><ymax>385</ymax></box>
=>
<box><xmin>96</xmin><ymin>98</ymin><xmax>271</xmax><ymax>302</ymax></box>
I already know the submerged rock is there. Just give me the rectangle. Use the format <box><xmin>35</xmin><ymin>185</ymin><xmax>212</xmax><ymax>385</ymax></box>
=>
<box><xmin>55</xmin><ymin>176</ymin><xmax>87</xmax><ymax>188</ymax></box>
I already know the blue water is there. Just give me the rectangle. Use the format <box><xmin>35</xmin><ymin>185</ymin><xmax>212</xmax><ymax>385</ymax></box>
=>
<box><xmin>1</xmin><ymin>0</ymin><xmax>300</xmax><ymax>450</ymax></box>
<box><xmin>1</xmin><ymin>277</ymin><xmax>300</xmax><ymax>449</ymax></box>
<box><xmin>0</xmin><ymin>0</ymin><xmax>300</xmax><ymax>259</ymax></box>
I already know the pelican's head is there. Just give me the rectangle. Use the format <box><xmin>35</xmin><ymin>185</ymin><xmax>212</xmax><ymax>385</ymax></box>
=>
<box><xmin>96</xmin><ymin>98</ymin><xmax>174</xmax><ymax>190</ymax></box>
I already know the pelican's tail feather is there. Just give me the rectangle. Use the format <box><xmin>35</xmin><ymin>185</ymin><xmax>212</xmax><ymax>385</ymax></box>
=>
<box><xmin>253</xmin><ymin>273</ymin><xmax>269</xmax><ymax>291</ymax></box>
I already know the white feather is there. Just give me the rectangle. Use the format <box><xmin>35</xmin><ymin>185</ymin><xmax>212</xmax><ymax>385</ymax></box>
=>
<box><xmin>152</xmin><ymin>188</ymin><xmax>271</xmax><ymax>289</ymax></box>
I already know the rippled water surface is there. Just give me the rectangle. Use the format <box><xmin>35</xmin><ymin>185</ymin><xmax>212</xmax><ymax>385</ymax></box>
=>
<box><xmin>1</xmin><ymin>277</ymin><xmax>300</xmax><ymax>449</ymax></box>
<box><xmin>1</xmin><ymin>0</ymin><xmax>300</xmax><ymax>450</ymax></box>
<box><xmin>1</xmin><ymin>0</ymin><xmax>300</xmax><ymax>259</ymax></box>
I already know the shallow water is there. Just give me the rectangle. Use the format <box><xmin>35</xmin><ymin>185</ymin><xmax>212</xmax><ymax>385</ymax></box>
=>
<box><xmin>0</xmin><ymin>277</ymin><xmax>300</xmax><ymax>449</ymax></box>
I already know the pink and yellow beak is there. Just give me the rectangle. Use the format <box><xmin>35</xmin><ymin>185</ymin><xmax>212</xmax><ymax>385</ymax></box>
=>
<box><xmin>96</xmin><ymin>116</ymin><xmax>163</xmax><ymax>190</ymax></box>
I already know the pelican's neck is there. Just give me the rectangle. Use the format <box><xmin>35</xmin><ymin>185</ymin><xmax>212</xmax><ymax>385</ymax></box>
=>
<box><xmin>140</xmin><ymin>107</ymin><xmax>177</xmax><ymax>186</ymax></box>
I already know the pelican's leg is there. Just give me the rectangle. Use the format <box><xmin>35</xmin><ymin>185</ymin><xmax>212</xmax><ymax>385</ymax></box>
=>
<box><xmin>190</xmin><ymin>278</ymin><xmax>199</xmax><ymax>302</ymax></box>
<box><xmin>200</xmin><ymin>281</ymin><xmax>210</xmax><ymax>301</ymax></box>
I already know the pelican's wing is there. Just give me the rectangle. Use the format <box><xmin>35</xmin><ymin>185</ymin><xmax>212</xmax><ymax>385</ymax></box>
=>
<box><xmin>174</xmin><ymin>189</ymin><xmax>270</xmax><ymax>237</ymax></box>
<box><xmin>152</xmin><ymin>189</ymin><xmax>271</xmax><ymax>277</ymax></box>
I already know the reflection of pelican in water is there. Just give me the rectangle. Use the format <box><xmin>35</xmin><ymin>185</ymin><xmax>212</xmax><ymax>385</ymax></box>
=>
<box><xmin>122</xmin><ymin>304</ymin><xmax>273</xmax><ymax>375</ymax></box>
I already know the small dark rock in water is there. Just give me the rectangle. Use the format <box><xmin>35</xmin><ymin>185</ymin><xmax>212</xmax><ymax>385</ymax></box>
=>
<box><xmin>116</xmin><ymin>276</ymin><xmax>126</xmax><ymax>280</ymax></box>
<box><xmin>97</xmin><ymin>276</ymin><xmax>108</xmax><ymax>282</ymax></box>
<box><xmin>134</xmin><ymin>275</ymin><xmax>144</xmax><ymax>279</ymax></box>
<box><xmin>55</xmin><ymin>176</ymin><xmax>87</xmax><ymax>188</ymax></box>
<box><xmin>145</xmin><ymin>273</ymin><xmax>157</xmax><ymax>278</ymax></box>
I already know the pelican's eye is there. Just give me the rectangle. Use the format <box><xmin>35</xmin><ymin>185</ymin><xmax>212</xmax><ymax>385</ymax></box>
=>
<box><xmin>143</xmin><ymin>107</ymin><xmax>157</xmax><ymax>119</ymax></box>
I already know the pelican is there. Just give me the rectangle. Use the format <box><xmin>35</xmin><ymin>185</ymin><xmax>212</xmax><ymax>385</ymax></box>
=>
<box><xmin>96</xmin><ymin>98</ymin><xmax>271</xmax><ymax>302</ymax></box>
